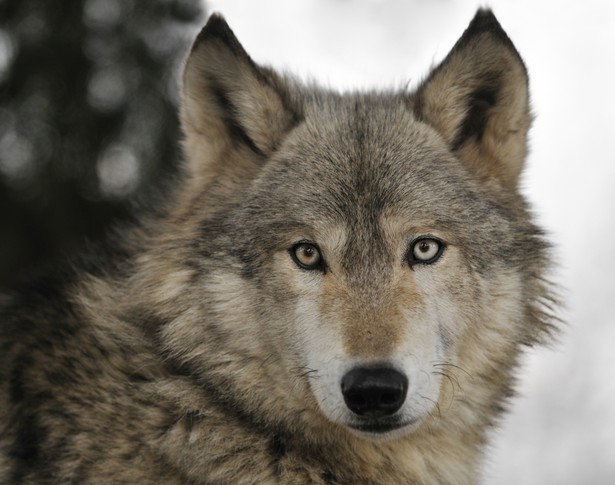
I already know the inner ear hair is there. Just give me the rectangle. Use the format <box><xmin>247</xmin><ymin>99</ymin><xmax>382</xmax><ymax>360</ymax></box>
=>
<box><xmin>176</xmin><ymin>13</ymin><xmax>306</xmax><ymax>199</ymax></box>
<box><xmin>451</xmin><ymin>72</ymin><xmax>501</xmax><ymax>152</ymax></box>
<box><xmin>412</xmin><ymin>9</ymin><xmax>531</xmax><ymax>190</ymax></box>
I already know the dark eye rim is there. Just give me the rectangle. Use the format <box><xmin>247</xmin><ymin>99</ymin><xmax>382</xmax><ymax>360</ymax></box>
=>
<box><xmin>406</xmin><ymin>236</ymin><xmax>446</xmax><ymax>266</ymax></box>
<box><xmin>289</xmin><ymin>241</ymin><xmax>326</xmax><ymax>271</ymax></box>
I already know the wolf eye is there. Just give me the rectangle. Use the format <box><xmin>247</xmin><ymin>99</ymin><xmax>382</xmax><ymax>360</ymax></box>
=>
<box><xmin>290</xmin><ymin>243</ymin><xmax>325</xmax><ymax>271</ymax></box>
<box><xmin>407</xmin><ymin>238</ymin><xmax>445</xmax><ymax>266</ymax></box>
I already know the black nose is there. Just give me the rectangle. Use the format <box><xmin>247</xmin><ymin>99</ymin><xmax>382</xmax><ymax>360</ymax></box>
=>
<box><xmin>341</xmin><ymin>367</ymin><xmax>408</xmax><ymax>418</ymax></box>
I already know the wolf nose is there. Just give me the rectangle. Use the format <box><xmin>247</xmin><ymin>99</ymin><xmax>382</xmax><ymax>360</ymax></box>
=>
<box><xmin>341</xmin><ymin>367</ymin><xmax>408</xmax><ymax>418</ymax></box>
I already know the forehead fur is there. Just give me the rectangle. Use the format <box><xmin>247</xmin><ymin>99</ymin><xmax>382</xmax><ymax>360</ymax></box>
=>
<box><xmin>212</xmin><ymin>90</ymin><xmax>537</xmax><ymax>279</ymax></box>
<box><xmin>243</xmin><ymin>97</ymin><xmax>430</xmax><ymax>261</ymax></box>
<box><xmin>246</xmin><ymin>92</ymin><xmax>469</xmax><ymax>221</ymax></box>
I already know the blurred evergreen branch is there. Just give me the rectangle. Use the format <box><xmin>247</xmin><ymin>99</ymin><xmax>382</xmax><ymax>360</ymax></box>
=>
<box><xmin>0</xmin><ymin>0</ymin><xmax>205</xmax><ymax>285</ymax></box>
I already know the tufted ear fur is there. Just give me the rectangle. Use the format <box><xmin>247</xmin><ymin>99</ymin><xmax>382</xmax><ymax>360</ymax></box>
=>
<box><xmin>180</xmin><ymin>14</ymin><xmax>302</xmax><ymax>187</ymax></box>
<box><xmin>413</xmin><ymin>9</ymin><xmax>531</xmax><ymax>190</ymax></box>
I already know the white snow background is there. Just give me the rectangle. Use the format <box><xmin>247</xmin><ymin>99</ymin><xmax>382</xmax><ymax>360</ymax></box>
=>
<box><xmin>205</xmin><ymin>1</ymin><xmax>615</xmax><ymax>483</ymax></box>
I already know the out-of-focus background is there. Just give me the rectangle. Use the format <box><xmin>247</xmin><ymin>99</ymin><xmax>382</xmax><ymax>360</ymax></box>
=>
<box><xmin>0</xmin><ymin>0</ymin><xmax>206</xmax><ymax>285</ymax></box>
<box><xmin>1</xmin><ymin>0</ymin><xmax>614</xmax><ymax>483</ymax></box>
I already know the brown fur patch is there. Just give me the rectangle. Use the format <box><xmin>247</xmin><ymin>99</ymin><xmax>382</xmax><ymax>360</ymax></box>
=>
<box><xmin>332</xmin><ymin>272</ymin><xmax>425</xmax><ymax>359</ymax></box>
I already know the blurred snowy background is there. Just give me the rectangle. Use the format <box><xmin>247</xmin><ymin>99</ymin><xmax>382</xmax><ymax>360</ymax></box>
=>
<box><xmin>1</xmin><ymin>0</ymin><xmax>613</xmax><ymax>483</ymax></box>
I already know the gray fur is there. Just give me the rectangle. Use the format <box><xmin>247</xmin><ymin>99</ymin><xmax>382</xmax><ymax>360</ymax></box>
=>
<box><xmin>0</xmin><ymin>9</ymin><xmax>555</xmax><ymax>484</ymax></box>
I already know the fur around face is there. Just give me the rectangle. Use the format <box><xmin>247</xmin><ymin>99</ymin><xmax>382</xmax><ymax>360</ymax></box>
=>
<box><xmin>0</xmin><ymin>9</ymin><xmax>555</xmax><ymax>484</ymax></box>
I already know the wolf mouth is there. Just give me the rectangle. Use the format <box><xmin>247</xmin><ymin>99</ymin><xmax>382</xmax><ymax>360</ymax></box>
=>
<box><xmin>349</xmin><ymin>417</ymin><xmax>418</xmax><ymax>434</ymax></box>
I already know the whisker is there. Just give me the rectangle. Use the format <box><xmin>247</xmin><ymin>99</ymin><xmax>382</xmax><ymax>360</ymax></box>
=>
<box><xmin>432</xmin><ymin>371</ymin><xmax>458</xmax><ymax>411</ymax></box>
<box><xmin>295</xmin><ymin>366</ymin><xmax>320</xmax><ymax>380</ymax></box>
<box><xmin>418</xmin><ymin>393</ymin><xmax>441</xmax><ymax>419</ymax></box>
<box><xmin>432</xmin><ymin>362</ymin><xmax>473</xmax><ymax>379</ymax></box>
<box><xmin>300</xmin><ymin>369</ymin><xmax>319</xmax><ymax>380</ymax></box>
<box><xmin>432</xmin><ymin>370</ymin><xmax>462</xmax><ymax>391</ymax></box>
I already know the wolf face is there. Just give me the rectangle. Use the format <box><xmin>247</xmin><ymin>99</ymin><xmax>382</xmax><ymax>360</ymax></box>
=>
<box><xmin>0</xmin><ymin>8</ymin><xmax>557</xmax><ymax>483</ymax></box>
<box><xmin>227</xmin><ymin>111</ymin><xmax>486</xmax><ymax>439</ymax></box>
<box><xmin>163</xmin><ymin>10</ymin><xmax>551</xmax><ymax>444</ymax></box>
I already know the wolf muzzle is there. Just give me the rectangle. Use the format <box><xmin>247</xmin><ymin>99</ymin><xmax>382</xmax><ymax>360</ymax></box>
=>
<box><xmin>341</xmin><ymin>367</ymin><xmax>408</xmax><ymax>418</ymax></box>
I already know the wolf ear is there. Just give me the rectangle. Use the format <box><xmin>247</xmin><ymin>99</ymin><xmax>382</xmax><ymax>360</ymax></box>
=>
<box><xmin>180</xmin><ymin>14</ymin><xmax>302</xmax><ymax>183</ymax></box>
<box><xmin>413</xmin><ymin>10</ymin><xmax>531</xmax><ymax>189</ymax></box>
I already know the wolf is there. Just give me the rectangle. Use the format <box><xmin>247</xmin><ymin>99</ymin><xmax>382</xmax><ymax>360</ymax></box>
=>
<box><xmin>0</xmin><ymin>8</ymin><xmax>555</xmax><ymax>484</ymax></box>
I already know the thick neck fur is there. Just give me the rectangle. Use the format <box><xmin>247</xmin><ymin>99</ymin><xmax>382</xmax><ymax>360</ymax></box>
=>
<box><xmin>71</xmin><ymin>192</ymin><xmax>536</xmax><ymax>485</ymax></box>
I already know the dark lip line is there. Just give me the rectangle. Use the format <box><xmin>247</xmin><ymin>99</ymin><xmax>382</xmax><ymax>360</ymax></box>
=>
<box><xmin>349</xmin><ymin>418</ymin><xmax>418</xmax><ymax>433</ymax></box>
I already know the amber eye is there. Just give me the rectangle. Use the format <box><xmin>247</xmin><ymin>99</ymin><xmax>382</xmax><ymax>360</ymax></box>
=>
<box><xmin>290</xmin><ymin>242</ymin><xmax>325</xmax><ymax>271</ymax></box>
<box><xmin>407</xmin><ymin>237</ymin><xmax>445</xmax><ymax>266</ymax></box>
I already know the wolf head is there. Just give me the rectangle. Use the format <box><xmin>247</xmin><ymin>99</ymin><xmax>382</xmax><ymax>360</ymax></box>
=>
<box><xmin>162</xmin><ymin>10</ymin><xmax>551</xmax><ymax>442</ymax></box>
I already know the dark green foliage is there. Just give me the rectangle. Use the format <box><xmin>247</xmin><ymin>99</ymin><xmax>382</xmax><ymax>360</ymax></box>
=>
<box><xmin>0</xmin><ymin>0</ymin><xmax>205</xmax><ymax>285</ymax></box>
